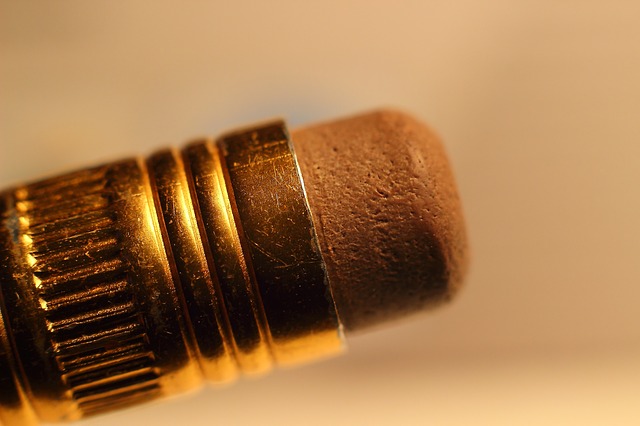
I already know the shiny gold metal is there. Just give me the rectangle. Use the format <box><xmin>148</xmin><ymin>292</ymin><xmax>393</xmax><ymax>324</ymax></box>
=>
<box><xmin>0</xmin><ymin>121</ymin><xmax>344</xmax><ymax>425</ymax></box>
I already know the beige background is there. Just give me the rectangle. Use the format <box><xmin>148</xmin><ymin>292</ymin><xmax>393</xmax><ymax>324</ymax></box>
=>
<box><xmin>2</xmin><ymin>1</ymin><xmax>639</xmax><ymax>425</ymax></box>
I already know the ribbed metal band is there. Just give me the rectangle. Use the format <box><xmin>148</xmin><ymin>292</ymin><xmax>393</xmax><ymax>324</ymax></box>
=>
<box><xmin>0</xmin><ymin>120</ymin><xmax>344</xmax><ymax>425</ymax></box>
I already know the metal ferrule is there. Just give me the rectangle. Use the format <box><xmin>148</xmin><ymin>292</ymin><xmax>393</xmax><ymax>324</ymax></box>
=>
<box><xmin>0</xmin><ymin>121</ymin><xmax>344</xmax><ymax>425</ymax></box>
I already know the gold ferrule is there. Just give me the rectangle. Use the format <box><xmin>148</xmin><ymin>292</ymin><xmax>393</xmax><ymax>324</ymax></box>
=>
<box><xmin>0</xmin><ymin>121</ymin><xmax>344</xmax><ymax>425</ymax></box>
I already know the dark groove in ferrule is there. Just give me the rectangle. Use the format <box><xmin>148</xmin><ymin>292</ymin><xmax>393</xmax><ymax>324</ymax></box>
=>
<box><xmin>146</xmin><ymin>147</ymin><xmax>238</xmax><ymax>381</ymax></box>
<box><xmin>184</xmin><ymin>141</ymin><xmax>273</xmax><ymax>375</ymax></box>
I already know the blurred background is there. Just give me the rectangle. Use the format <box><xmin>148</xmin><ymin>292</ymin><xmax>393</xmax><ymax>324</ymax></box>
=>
<box><xmin>1</xmin><ymin>1</ymin><xmax>639</xmax><ymax>425</ymax></box>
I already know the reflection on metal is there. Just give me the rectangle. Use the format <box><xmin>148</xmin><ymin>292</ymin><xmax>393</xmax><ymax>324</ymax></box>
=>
<box><xmin>0</xmin><ymin>121</ymin><xmax>343</xmax><ymax>425</ymax></box>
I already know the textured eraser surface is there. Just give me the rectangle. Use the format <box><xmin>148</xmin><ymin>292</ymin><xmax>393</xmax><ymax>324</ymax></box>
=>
<box><xmin>292</xmin><ymin>110</ymin><xmax>468</xmax><ymax>333</ymax></box>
